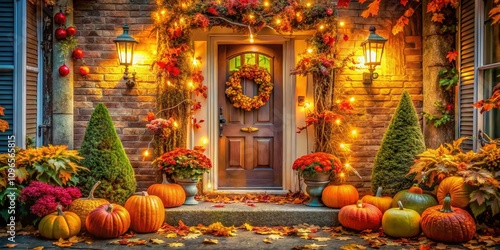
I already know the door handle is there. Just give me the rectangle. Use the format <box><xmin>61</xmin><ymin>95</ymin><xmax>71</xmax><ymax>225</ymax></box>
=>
<box><xmin>219</xmin><ymin>106</ymin><xmax>226</xmax><ymax>137</ymax></box>
<box><xmin>241</xmin><ymin>127</ymin><xmax>259</xmax><ymax>133</ymax></box>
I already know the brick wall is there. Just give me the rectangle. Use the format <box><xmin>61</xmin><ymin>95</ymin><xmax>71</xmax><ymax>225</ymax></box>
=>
<box><xmin>73</xmin><ymin>0</ymin><xmax>158</xmax><ymax>190</ymax></box>
<box><xmin>337</xmin><ymin>1</ymin><xmax>423</xmax><ymax>195</ymax></box>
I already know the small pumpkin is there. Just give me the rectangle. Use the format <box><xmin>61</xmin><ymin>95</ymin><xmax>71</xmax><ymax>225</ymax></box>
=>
<box><xmin>338</xmin><ymin>200</ymin><xmax>382</xmax><ymax>231</ymax></box>
<box><xmin>147</xmin><ymin>174</ymin><xmax>186</xmax><ymax>208</ymax></box>
<box><xmin>322</xmin><ymin>184</ymin><xmax>359</xmax><ymax>208</ymax></box>
<box><xmin>420</xmin><ymin>194</ymin><xmax>476</xmax><ymax>243</ymax></box>
<box><xmin>391</xmin><ymin>184</ymin><xmax>438</xmax><ymax>215</ymax></box>
<box><xmin>68</xmin><ymin>181</ymin><xmax>110</xmax><ymax>231</ymax></box>
<box><xmin>361</xmin><ymin>186</ymin><xmax>393</xmax><ymax>213</ymax></box>
<box><xmin>38</xmin><ymin>205</ymin><xmax>81</xmax><ymax>240</ymax></box>
<box><xmin>437</xmin><ymin>176</ymin><xmax>470</xmax><ymax>208</ymax></box>
<box><xmin>86</xmin><ymin>203</ymin><xmax>131</xmax><ymax>239</ymax></box>
<box><xmin>124</xmin><ymin>191</ymin><xmax>165</xmax><ymax>233</ymax></box>
<box><xmin>382</xmin><ymin>201</ymin><xmax>421</xmax><ymax>238</ymax></box>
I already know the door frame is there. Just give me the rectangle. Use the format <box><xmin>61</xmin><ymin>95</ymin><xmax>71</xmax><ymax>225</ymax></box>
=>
<box><xmin>204</xmin><ymin>34</ymin><xmax>297</xmax><ymax>194</ymax></box>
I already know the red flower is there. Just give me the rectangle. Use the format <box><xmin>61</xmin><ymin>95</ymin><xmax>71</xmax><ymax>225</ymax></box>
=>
<box><xmin>445</xmin><ymin>103</ymin><xmax>453</xmax><ymax>111</ymax></box>
<box><xmin>206</xmin><ymin>7</ymin><xmax>218</xmax><ymax>16</ymax></box>
<box><xmin>326</xmin><ymin>8</ymin><xmax>333</xmax><ymax>15</ymax></box>
<box><xmin>147</xmin><ymin>112</ymin><xmax>155</xmax><ymax>121</ymax></box>
<box><xmin>292</xmin><ymin>152</ymin><xmax>342</xmax><ymax>175</ymax></box>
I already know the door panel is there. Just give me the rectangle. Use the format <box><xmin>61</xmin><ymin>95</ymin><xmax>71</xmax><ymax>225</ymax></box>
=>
<box><xmin>218</xmin><ymin>44</ymin><xmax>283</xmax><ymax>189</ymax></box>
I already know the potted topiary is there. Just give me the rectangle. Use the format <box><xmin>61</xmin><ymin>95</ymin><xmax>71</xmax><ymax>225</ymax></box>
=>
<box><xmin>154</xmin><ymin>148</ymin><xmax>212</xmax><ymax>205</ymax></box>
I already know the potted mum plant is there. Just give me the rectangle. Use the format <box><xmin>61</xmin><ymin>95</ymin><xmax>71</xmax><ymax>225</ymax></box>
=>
<box><xmin>154</xmin><ymin>148</ymin><xmax>212</xmax><ymax>205</ymax></box>
<box><xmin>292</xmin><ymin>152</ymin><xmax>342</xmax><ymax>207</ymax></box>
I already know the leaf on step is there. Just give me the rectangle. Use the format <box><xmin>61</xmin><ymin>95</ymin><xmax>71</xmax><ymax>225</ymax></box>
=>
<box><xmin>313</xmin><ymin>237</ymin><xmax>331</xmax><ymax>242</ymax></box>
<box><xmin>340</xmin><ymin>243</ymin><xmax>366</xmax><ymax>250</ymax></box>
<box><xmin>336</xmin><ymin>236</ymin><xmax>351</xmax><ymax>241</ymax></box>
<box><xmin>263</xmin><ymin>238</ymin><xmax>273</xmax><ymax>244</ymax></box>
<box><xmin>120</xmin><ymin>232</ymin><xmax>136</xmax><ymax>239</ymax></box>
<box><xmin>68</xmin><ymin>236</ymin><xmax>85</xmax><ymax>243</ymax></box>
<box><xmin>4</xmin><ymin>244</ymin><xmax>17</xmax><ymax>248</ymax></box>
<box><xmin>360</xmin><ymin>232</ymin><xmax>379</xmax><ymax>240</ymax></box>
<box><xmin>368</xmin><ymin>238</ymin><xmax>386</xmax><ymax>248</ymax></box>
<box><xmin>168</xmin><ymin>242</ymin><xmax>185</xmax><ymax>247</ymax></box>
<box><xmin>203</xmin><ymin>238</ymin><xmax>219</xmax><ymax>244</ymax></box>
<box><xmin>268</xmin><ymin>234</ymin><xmax>284</xmax><ymax>240</ymax></box>
<box><xmin>434</xmin><ymin>243</ymin><xmax>448</xmax><ymax>249</ymax></box>
<box><xmin>385</xmin><ymin>241</ymin><xmax>401</xmax><ymax>246</ymax></box>
<box><xmin>53</xmin><ymin>238</ymin><xmax>74</xmax><ymax>247</ymax></box>
<box><xmin>304</xmin><ymin>243</ymin><xmax>328</xmax><ymax>249</ymax></box>
<box><xmin>166</xmin><ymin>233</ymin><xmax>178</xmax><ymax>238</ymax></box>
<box><xmin>182</xmin><ymin>233</ymin><xmax>201</xmax><ymax>239</ymax></box>
<box><xmin>85</xmin><ymin>240</ymin><xmax>93</xmax><ymax>244</ymax></box>
<box><xmin>149</xmin><ymin>238</ymin><xmax>165</xmax><ymax>244</ymax></box>
<box><xmin>243</xmin><ymin>223</ymin><xmax>253</xmax><ymax>231</ymax></box>
<box><xmin>213</xmin><ymin>203</ymin><xmax>225</xmax><ymax>208</ymax></box>
<box><xmin>126</xmin><ymin>238</ymin><xmax>147</xmax><ymax>246</ymax></box>
<box><xmin>32</xmin><ymin>247</ymin><xmax>44</xmax><ymax>250</ymax></box>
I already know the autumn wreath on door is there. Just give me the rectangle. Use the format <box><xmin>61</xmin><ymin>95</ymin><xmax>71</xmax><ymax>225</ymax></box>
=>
<box><xmin>225</xmin><ymin>64</ymin><xmax>273</xmax><ymax>111</ymax></box>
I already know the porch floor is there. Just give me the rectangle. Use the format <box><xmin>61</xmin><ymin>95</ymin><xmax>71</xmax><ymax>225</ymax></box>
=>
<box><xmin>165</xmin><ymin>202</ymin><xmax>340</xmax><ymax>226</ymax></box>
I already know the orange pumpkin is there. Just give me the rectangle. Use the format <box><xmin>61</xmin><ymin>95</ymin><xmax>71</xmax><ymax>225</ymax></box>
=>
<box><xmin>339</xmin><ymin>200</ymin><xmax>382</xmax><ymax>231</ymax></box>
<box><xmin>322</xmin><ymin>184</ymin><xmax>359</xmax><ymax>208</ymax></box>
<box><xmin>86</xmin><ymin>203</ymin><xmax>131</xmax><ymax>239</ymax></box>
<box><xmin>124</xmin><ymin>191</ymin><xmax>165</xmax><ymax>233</ymax></box>
<box><xmin>420</xmin><ymin>195</ymin><xmax>476</xmax><ymax>243</ymax></box>
<box><xmin>147</xmin><ymin>174</ymin><xmax>186</xmax><ymax>208</ymax></box>
<box><xmin>437</xmin><ymin>176</ymin><xmax>470</xmax><ymax>208</ymax></box>
<box><xmin>361</xmin><ymin>186</ymin><xmax>393</xmax><ymax>213</ymax></box>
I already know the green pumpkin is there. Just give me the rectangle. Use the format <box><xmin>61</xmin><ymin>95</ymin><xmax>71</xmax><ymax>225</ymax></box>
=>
<box><xmin>382</xmin><ymin>201</ymin><xmax>421</xmax><ymax>238</ymax></box>
<box><xmin>391</xmin><ymin>184</ymin><xmax>437</xmax><ymax>215</ymax></box>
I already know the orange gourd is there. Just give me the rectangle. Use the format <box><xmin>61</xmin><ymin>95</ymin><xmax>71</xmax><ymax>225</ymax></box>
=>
<box><xmin>68</xmin><ymin>181</ymin><xmax>110</xmax><ymax>231</ymax></box>
<box><xmin>124</xmin><ymin>191</ymin><xmax>165</xmax><ymax>233</ymax></box>
<box><xmin>86</xmin><ymin>204</ymin><xmax>131</xmax><ymax>239</ymax></box>
<box><xmin>361</xmin><ymin>186</ymin><xmax>393</xmax><ymax>213</ymax></box>
<box><xmin>147</xmin><ymin>174</ymin><xmax>186</xmax><ymax>208</ymax></box>
<box><xmin>322</xmin><ymin>184</ymin><xmax>359</xmax><ymax>208</ymax></box>
<box><xmin>436</xmin><ymin>176</ymin><xmax>470</xmax><ymax>208</ymax></box>
<box><xmin>420</xmin><ymin>195</ymin><xmax>476</xmax><ymax>243</ymax></box>
<box><xmin>339</xmin><ymin>200</ymin><xmax>382</xmax><ymax>231</ymax></box>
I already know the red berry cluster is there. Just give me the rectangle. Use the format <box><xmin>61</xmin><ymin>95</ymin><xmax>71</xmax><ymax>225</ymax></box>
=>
<box><xmin>54</xmin><ymin>11</ymin><xmax>89</xmax><ymax>77</ymax></box>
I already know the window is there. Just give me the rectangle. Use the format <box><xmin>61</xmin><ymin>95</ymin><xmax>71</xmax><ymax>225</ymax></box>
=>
<box><xmin>479</xmin><ymin>0</ymin><xmax>500</xmax><ymax>140</ymax></box>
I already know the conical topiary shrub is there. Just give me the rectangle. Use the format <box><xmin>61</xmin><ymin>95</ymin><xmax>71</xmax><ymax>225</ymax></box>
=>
<box><xmin>371</xmin><ymin>90</ymin><xmax>425</xmax><ymax>196</ymax></box>
<box><xmin>78</xmin><ymin>103</ymin><xmax>136</xmax><ymax>204</ymax></box>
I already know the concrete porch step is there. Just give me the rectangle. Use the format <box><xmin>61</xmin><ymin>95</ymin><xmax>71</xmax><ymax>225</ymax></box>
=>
<box><xmin>165</xmin><ymin>202</ymin><xmax>340</xmax><ymax>227</ymax></box>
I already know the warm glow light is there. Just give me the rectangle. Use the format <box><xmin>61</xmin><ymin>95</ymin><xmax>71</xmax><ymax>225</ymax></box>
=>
<box><xmin>143</xmin><ymin>150</ymin><xmax>149</xmax><ymax>156</ymax></box>
<box><xmin>173</xmin><ymin>121</ymin><xmax>178</xmax><ymax>128</ymax></box>
<box><xmin>249</xmin><ymin>34</ymin><xmax>254</xmax><ymax>43</ymax></box>
<box><xmin>307</xmin><ymin>47</ymin><xmax>313</xmax><ymax>54</ymax></box>
<box><xmin>350</xmin><ymin>97</ymin><xmax>355</xmax><ymax>102</ymax></box>
<box><xmin>365</xmin><ymin>50</ymin><xmax>377</xmax><ymax>64</ymax></box>
<box><xmin>263</xmin><ymin>1</ymin><xmax>269</xmax><ymax>7</ymax></box>
<box><xmin>303</xmin><ymin>102</ymin><xmax>311</xmax><ymax>109</ymax></box>
<box><xmin>336</xmin><ymin>99</ymin><xmax>341</xmax><ymax>104</ymax></box>
<box><xmin>193</xmin><ymin>57</ymin><xmax>198</xmax><ymax>66</ymax></box>
<box><xmin>167</xmin><ymin>80</ymin><xmax>171</xmax><ymax>86</ymax></box>
<box><xmin>351</xmin><ymin>129</ymin><xmax>357</xmax><ymax>136</ymax></box>
<box><xmin>335</xmin><ymin>119</ymin><xmax>341</xmax><ymax>125</ymax></box>
<box><xmin>339</xmin><ymin>21</ymin><xmax>345</xmax><ymax>27</ymax></box>
<box><xmin>306</xmin><ymin>2</ymin><xmax>312</xmax><ymax>7</ymax></box>
<box><xmin>188</xmin><ymin>81</ymin><xmax>194</xmax><ymax>89</ymax></box>
<box><xmin>340</xmin><ymin>143</ymin><xmax>346</xmax><ymax>149</ymax></box>
<box><xmin>207</xmin><ymin>181</ymin><xmax>212</xmax><ymax>189</ymax></box>
<box><xmin>161</xmin><ymin>9</ymin><xmax>166</xmax><ymax>15</ymax></box>
<box><xmin>339</xmin><ymin>172</ymin><xmax>345</xmax><ymax>178</ymax></box>
<box><xmin>202</xmin><ymin>137</ymin><xmax>208</xmax><ymax>145</ymax></box>
<box><xmin>180</xmin><ymin>18</ymin><xmax>185</xmax><ymax>24</ymax></box>
<box><xmin>340</xmin><ymin>143</ymin><xmax>351</xmax><ymax>151</ymax></box>
<box><xmin>181</xmin><ymin>3</ymin><xmax>187</xmax><ymax>9</ymax></box>
<box><xmin>249</xmin><ymin>14</ymin><xmax>254</xmax><ymax>19</ymax></box>
<box><xmin>276</xmin><ymin>19</ymin><xmax>282</xmax><ymax>25</ymax></box>
<box><xmin>296</xmin><ymin>12</ymin><xmax>301</xmax><ymax>17</ymax></box>
<box><xmin>318</xmin><ymin>24</ymin><xmax>325</xmax><ymax>30</ymax></box>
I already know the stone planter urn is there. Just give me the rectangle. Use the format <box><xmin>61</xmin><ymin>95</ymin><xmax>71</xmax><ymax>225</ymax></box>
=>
<box><xmin>302</xmin><ymin>172</ymin><xmax>331</xmax><ymax>207</ymax></box>
<box><xmin>174</xmin><ymin>177</ymin><xmax>200</xmax><ymax>205</ymax></box>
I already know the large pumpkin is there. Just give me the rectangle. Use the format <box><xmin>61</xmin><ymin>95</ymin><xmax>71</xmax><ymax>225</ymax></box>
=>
<box><xmin>361</xmin><ymin>186</ymin><xmax>393</xmax><ymax>213</ymax></box>
<box><xmin>437</xmin><ymin>176</ymin><xmax>470</xmax><ymax>208</ymax></box>
<box><xmin>86</xmin><ymin>203</ymin><xmax>131</xmax><ymax>239</ymax></box>
<box><xmin>124</xmin><ymin>191</ymin><xmax>165</xmax><ymax>233</ymax></box>
<box><xmin>391</xmin><ymin>184</ymin><xmax>437</xmax><ymax>215</ymax></box>
<box><xmin>68</xmin><ymin>181</ymin><xmax>110</xmax><ymax>231</ymax></box>
<box><xmin>338</xmin><ymin>200</ymin><xmax>382</xmax><ymax>231</ymax></box>
<box><xmin>147</xmin><ymin>174</ymin><xmax>186</xmax><ymax>208</ymax></box>
<box><xmin>322</xmin><ymin>184</ymin><xmax>359</xmax><ymax>208</ymax></box>
<box><xmin>38</xmin><ymin>205</ymin><xmax>81</xmax><ymax>240</ymax></box>
<box><xmin>382</xmin><ymin>201</ymin><xmax>421</xmax><ymax>238</ymax></box>
<box><xmin>420</xmin><ymin>195</ymin><xmax>476</xmax><ymax>243</ymax></box>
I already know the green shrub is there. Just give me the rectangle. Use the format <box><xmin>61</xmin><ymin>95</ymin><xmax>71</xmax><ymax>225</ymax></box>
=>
<box><xmin>78</xmin><ymin>103</ymin><xmax>136</xmax><ymax>204</ymax></box>
<box><xmin>371</xmin><ymin>90</ymin><xmax>426</xmax><ymax>196</ymax></box>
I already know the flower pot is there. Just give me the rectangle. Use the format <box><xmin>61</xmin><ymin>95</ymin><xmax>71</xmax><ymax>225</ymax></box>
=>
<box><xmin>302</xmin><ymin>172</ymin><xmax>331</xmax><ymax>207</ymax></box>
<box><xmin>174</xmin><ymin>177</ymin><xmax>200</xmax><ymax>205</ymax></box>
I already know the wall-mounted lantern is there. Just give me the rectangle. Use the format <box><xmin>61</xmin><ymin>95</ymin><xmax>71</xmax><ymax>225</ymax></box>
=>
<box><xmin>361</xmin><ymin>26</ymin><xmax>387</xmax><ymax>85</ymax></box>
<box><xmin>114</xmin><ymin>24</ymin><xmax>138</xmax><ymax>88</ymax></box>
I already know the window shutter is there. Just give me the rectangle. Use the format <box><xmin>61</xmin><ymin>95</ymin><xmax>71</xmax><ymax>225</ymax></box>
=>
<box><xmin>26</xmin><ymin>1</ymin><xmax>38</xmax><ymax>141</ymax></box>
<box><xmin>0</xmin><ymin>0</ymin><xmax>15</xmax><ymax>153</ymax></box>
<box><xmin>458</xmin><ymin>0</ymin><xmax>476</xmax><ymax>151</ymax></box>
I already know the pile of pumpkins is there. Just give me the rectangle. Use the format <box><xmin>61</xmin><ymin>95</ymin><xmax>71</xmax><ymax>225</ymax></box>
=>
<box><xmin>37</xmin><ymin>175</ymin><xmax>186</xmax><ymax>240</ymax></box>
<box><xmin>321</xmin><ymin>176</ymin><xmax>476</xmax><ymax>243</ymax></box>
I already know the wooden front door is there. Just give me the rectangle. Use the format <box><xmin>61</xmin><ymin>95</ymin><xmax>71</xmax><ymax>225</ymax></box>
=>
<box><xmin>218</xmin><ymin>44</ymin><xmax>283</xmax><ymax>190</ymax></box>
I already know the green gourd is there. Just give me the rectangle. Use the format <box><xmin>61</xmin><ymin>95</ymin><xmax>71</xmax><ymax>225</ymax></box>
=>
<box><xmin>382</xmin><ymin>201</ymin><xmax>421</xmax><ymax>238</ymax></box>
<box><xmin>391</xmin><ymin>184</ymin><xmax>437</xmax><ymax>215</ymax></box>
